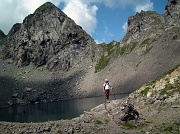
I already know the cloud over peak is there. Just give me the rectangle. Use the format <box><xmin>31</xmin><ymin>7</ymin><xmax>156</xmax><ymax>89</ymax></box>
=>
<box><xmin>135</xmin><ymin>0</ymin><xmax>153</xmax><ymax>12</ymax></box>
<box><xmin>63</xmin><ymin>0</ymin><xmax>98</xmax><ymax>34</ymax></box>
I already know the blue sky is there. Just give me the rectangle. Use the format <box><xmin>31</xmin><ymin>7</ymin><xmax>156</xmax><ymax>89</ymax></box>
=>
<box><xmin>0</xmin><ymin>0</ymin><xmax>168</xmax><ymax>44</ymax></box>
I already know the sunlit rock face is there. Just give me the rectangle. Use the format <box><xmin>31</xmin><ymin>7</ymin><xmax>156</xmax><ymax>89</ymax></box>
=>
<box><xmin>1</xmin><ymin>2</ymin><xmax>97</xmax><ymax>71</ymax></box>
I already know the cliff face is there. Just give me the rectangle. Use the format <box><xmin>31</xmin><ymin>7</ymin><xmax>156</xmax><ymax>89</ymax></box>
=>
<box><xmin>1</xmin><ymin>2</ymin><xmax>97</xmax><ymax>71</ymax></box>
<box><xmin>121</xmin><ymin>0</ymin><xmax>180</xmax><ymax>45</ymax></box>
<box><xmin>164</xmin><ymin>0</ymin><xmax>180</xmax><ymax>26</ymax></box>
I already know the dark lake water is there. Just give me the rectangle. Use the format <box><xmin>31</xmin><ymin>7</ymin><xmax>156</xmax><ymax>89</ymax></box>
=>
<box><xmin>0</xmin><ymin>94</ymin><xmax>129</xmax><ymax>123</ymax></box>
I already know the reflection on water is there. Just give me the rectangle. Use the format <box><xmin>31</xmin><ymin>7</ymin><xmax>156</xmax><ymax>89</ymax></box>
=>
<box><xmin>0</xmin><ymin>93</ymin><xmax>128</xmax><ymax>123</ymax></box>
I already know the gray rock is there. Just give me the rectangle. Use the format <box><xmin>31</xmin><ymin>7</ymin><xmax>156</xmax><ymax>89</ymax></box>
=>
<box><xmin>1</xmin><ymin>2</ymin><xmax>97</xmax><ymax>71</ymax></box>
<box><xmin>12</xmin><ymin>93</ymin><xmax>19</xmax><ymax>98</ymax></box>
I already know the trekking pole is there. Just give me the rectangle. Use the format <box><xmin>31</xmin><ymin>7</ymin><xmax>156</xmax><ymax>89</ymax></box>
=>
<box><xmin>113</xmin><ymin>93</ymin><xmax>116</xmax><ymax>100</ymax></box>
<box><xmin>112</xmin><ymin>88</ymin><xmax>116</xmax><ymax>100</ymax></box>
<box><xmin>104</xmin><ymin>92</ymin><xmax>107</xmax><ymax>109</ymax></box>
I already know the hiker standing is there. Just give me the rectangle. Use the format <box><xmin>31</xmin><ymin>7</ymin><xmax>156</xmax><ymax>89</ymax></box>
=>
<box><xmin>103</xmin><ymin>79</ymin><xmax>113</xmax><ymax>102</ymax></box>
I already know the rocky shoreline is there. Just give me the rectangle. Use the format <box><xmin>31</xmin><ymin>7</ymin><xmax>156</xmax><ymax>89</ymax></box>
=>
<box><xmin>0</xmin><ymin>98</ymin><xmax>179</xmax><ymax>134</ymax></box>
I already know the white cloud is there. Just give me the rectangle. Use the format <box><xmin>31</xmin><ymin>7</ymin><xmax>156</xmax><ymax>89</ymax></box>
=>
<box><xmin>122</xmin><ymin>22</ymin><xmax>128</xmax><ymax>33</ymax></box>
<box><xmin>0</xmin><ymin>0</ymin><xmax>61</xmax><ymax>34</ymax></box>
<box><xmin>104</xmin><ymin>25</ymin><xmax>114</xmax><ymax>37</ymax></box>
<box><xmin>63</xmin><ymin>0</ymin><xmax>98</xmax><ymax>35</ymax></box>
<box><xmin>94</xmin><ymin>39</ymin><xmax>104</xmax><ymax>44</ymax></box>
<box><xmin>82</xmin><ymin>0</ymin><xmax>137</xmax><ymax>8</ymax></box>
<box><xmin>135</xmin><ymin>0</ymin><xmax>153</xmax><ymax>12</ymax></box>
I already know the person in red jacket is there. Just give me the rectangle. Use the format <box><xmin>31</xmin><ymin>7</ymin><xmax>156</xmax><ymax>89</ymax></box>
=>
<box><xmin>103</xmin><ymin>79</ymin><xmax>113</xmax><ymax>103</ymax></box>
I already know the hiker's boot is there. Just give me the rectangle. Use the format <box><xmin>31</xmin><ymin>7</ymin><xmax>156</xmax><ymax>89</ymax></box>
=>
<box><xmin>106</xmin><ymin>99</ymin><xmax>110</xmax><ymax>103</ymax></box>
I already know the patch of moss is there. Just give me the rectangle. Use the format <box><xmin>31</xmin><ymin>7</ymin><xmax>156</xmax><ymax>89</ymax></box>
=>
<box><xmin>160</xmin><ymin>84</ymin><xmax>174</xmax><ymax>95</ymax></box>
<box><xmin>163</xmin><ymin>126</ymin><xmax>173</xmax><ymax>132</ymax></box>
<box><xmin>139</xmin><ymin>38</ymin><xmax>153</xmax><ymax>55</ymax></box>
<box><xmin>122</xmin><ymin>122</ymin><xmax>137</xmax><ymax>129</ymax></box>
<box><xmin>160</xmin><ymin>122</ymin><xmax>180</xmax><ymax>133</ymax></box>
<box><xmin>95</xmin><ymin>41</ymin><xmax>138</xmax><ymax>72</ymax></box>
<box><xmin>95</xmin><ymin>55</ymin><xmax>110</xmax><ymax>73</ymax></box>
<box><xmin>120</xmin><ymin>42</ymin><xmax>137</xmax><ymax>56</ymax></box>
<box><xmin>0</xmin><ymin>37</ymin><xmax>6</xmax><ymax>45</ymax></box>
<box><xmin>94</xmin><ymin>42</ymin><xmax>114</xmax><ymax>72</ymax></box>
<box><xmin>140</xmin><ymin>38</ymin><xmax>150</xmax><ymax>48</ymax></box>
<box><xmin>140</xmin><ymin>87</ymin><xmax>150</xmax><ymax>96</ymax></box>
<box><xmin>95</xmin><ymin>120</ymin><xmax>103</xmax><ymax>125</ymax></box>
<box><xmin>160</xmin><ymin>81</ymin><xmax>180</xmax><ymax>96</ymax></box>
<box><xmin>144</xmin><ymin>121</ymin><xmax>153</xmax><ymax>125</ymax></box>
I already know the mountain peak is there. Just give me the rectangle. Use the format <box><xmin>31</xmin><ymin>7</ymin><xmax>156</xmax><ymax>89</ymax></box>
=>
<box><xmin>34</xmin><ymin>2</ymin><xmax>59</xmax><ymax>13</ymax></box>
<box><xmin>2</xmin><ymin>2</ymin><xmax>96</xmax><ymax>70</ymax></box>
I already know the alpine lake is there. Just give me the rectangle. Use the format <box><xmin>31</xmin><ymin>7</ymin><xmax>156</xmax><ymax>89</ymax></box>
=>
<box><xmin>0</xmin><ymin>94</ymin><xmax>128</xmax><ymax>123</ymax></box>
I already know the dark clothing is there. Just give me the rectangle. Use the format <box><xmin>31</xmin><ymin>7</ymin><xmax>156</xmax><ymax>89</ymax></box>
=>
<box><xmin>104</xmin><ymin>90</ymin><xmax>110</xmax><ymax>99</ymax></box>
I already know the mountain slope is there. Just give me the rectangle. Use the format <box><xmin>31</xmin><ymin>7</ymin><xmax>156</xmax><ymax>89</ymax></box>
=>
<box><xmin>92</xmin><ymin>0</ymin><xmax>180</xmax><ymax>95</ymax></box>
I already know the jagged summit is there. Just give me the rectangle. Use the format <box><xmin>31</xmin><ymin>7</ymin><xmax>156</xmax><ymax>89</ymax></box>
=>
<box><xmin>34</xmin><ymin>2</ymin><xmax>59</xmax><ymax>13</ymax></box>
<box><xmin>2</xmin><ymin>2</ymin><xmax>97</xmax><ymax>70</ymax></box>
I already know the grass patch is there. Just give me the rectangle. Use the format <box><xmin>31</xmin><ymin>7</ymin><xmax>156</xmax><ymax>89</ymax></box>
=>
<box><xmin>0</xmin><ymin>37</ymin><xmax>6</xmax><ymax>46</ymax></box>
<box><xmin>160</xmin><ymin>84</ymin><xmax>174</xmax><ymax>95</ymax></box>
<box><xmin>95</xmin><ymin>55</ymin><xmax>110</xmax><ymax>73</ymax></box>
<box><xmin>140</xmin><ymin>87</ymin><xmax>150</xmax><ymax>96</ymax></box>
<box><xmin>160</xmin><ymin>81</ymin><xmax>180</xmax><ymax>96</ymax></box>
<box><xmin>95</xmin><ymin>41</ymin><xmax>137</xmax><ymax>73</ymax></box>
<box><xmin>160</xmin><ymin>122</ymin><xmax>180</xmax><ymax>133</ymax></box>
<box><xmin>122</xmin><ymin>122</ymin><xmax>137</xmax><ymax>129</ymax></box>
<box><xmin>94</xmin><ymin>42</ymin><xmax>114</xmax><ymax>72</ymax></box>
<box><xmin>119</xmin><ymin>42</ymin><xmax>137</xmax><ymax>56</ymax></box>
<box><xmin>95</xmin><ymin>120</ymin><xmax>103</xmax><ymax>125</ymax></box>
<box><xmin>139</xmin><ymin>38</ymin><xmax>153</xmax><ymax>55</ymax></box>
<box><xmin>140</xmin><ymin>38</ymin><xmax>150</xmax><ymax>48</ymax></box>
<box><xmin>144</xmin><ymin>121</ymin><xmax>153</xmax><ymax>125</ymax></box>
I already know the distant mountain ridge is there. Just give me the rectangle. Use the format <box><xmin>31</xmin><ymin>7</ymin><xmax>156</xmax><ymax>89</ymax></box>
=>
<box><xmin>0</xmin><ymin>0</ymin><xmax>179</xmax><ymax>107</ymax></box>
